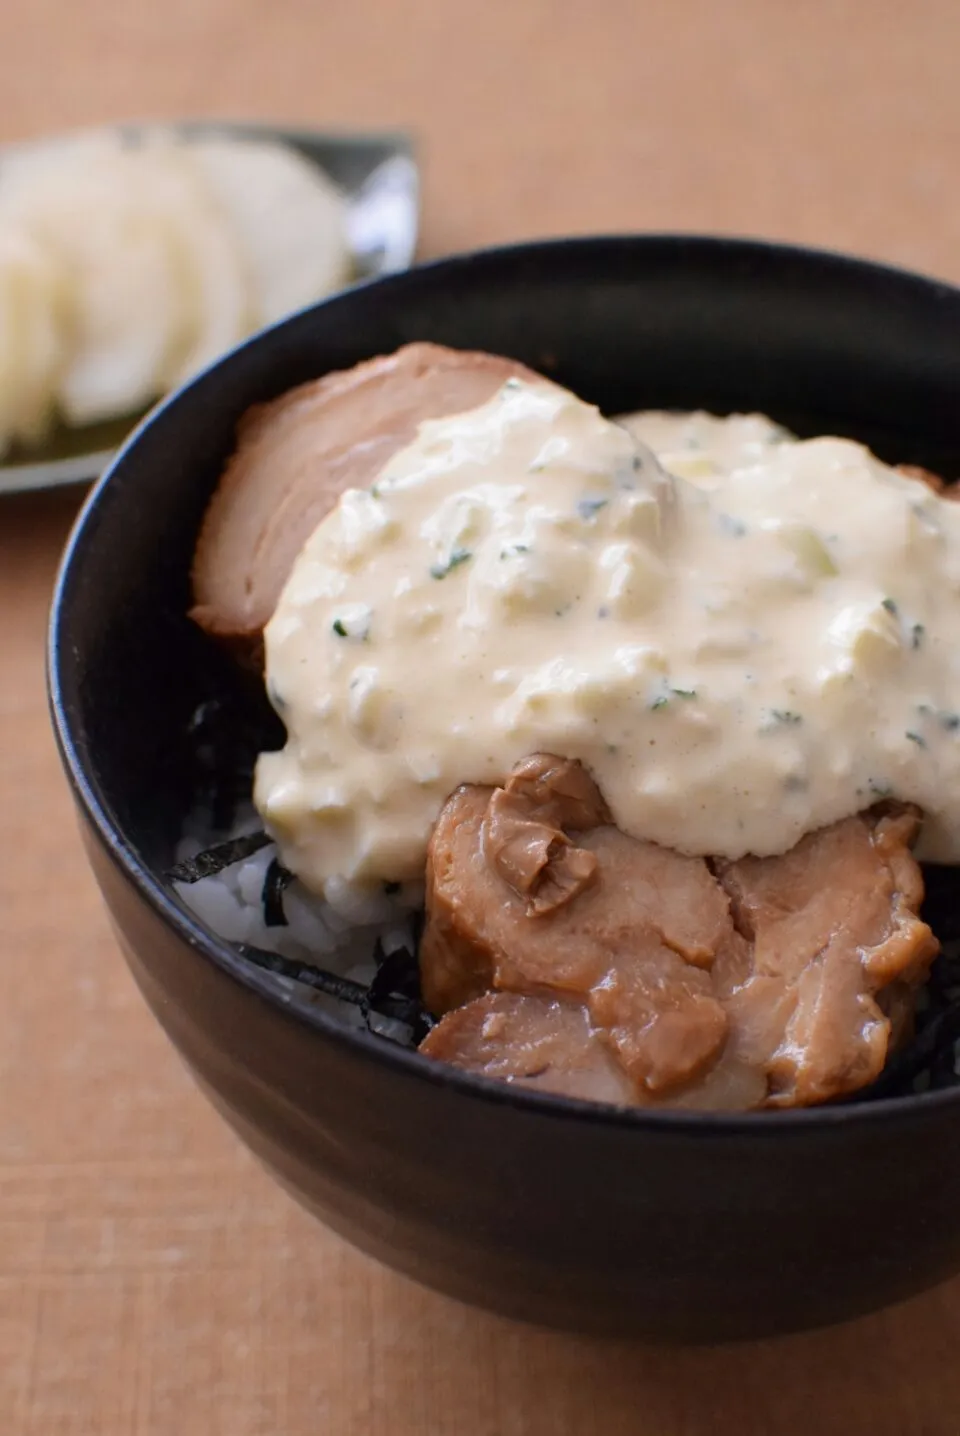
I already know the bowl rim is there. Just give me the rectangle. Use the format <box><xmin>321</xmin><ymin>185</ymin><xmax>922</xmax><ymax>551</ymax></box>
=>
<box><xmin>48</xmin><ymin>230</ymin><xmax>960</xmax><ymax>1136</ymax></box>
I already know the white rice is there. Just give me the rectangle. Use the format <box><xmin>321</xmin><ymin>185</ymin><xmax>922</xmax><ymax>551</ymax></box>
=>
<box><xmin>172</xmin><ymin>811</ymin><xmax>422</xmax><ymax>1030</ymax></box>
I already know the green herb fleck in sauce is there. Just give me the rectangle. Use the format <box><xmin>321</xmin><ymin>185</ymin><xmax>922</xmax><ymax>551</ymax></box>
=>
<box><xmin>912</xmin><ymin>623</ymin><xmax>926</xmax><ymax>650</ymax></box>
<box><xmin>577</xmin><ymin>497</ymin><xmax>609</xmax><ymax>520</ymax></box>
<box><xmin>905</xmin><ymin>730</ymin><xmax>927</xmax><ymax>748</ymax></box>
<box><xmin>651</xmin><ymin>689</ymin><xmax>696</xmax><ymax>710</ymax></box>
<box><xmin>430</xmin><ymin>548</ymin><xmax>472</xmax><ymax>580</ymax></box>
<box><xmin>331</xmin><ymin>611</ymin><xmax>371</xmax><ymax>642</ymax></box>
<box><xmin>881</xmin><ymin>597</ymin><xmax>898</xmax><ymax>615</ymax></box>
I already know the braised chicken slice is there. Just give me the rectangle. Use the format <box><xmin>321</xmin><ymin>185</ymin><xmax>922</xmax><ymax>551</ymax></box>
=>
<box><xmin>190</xmin><ymin>342</ymin><xmax>541</xmax><ymax>651</ymax></box>
<box><xmin>714</xmin><ymin>807</ymin><xmax>938</xmax><ymax>1106</ymax></box>
<box><xmin>419</xmin><ymin>755</ymin><xmax>938</xmax><ymax>1110</ymax></box>
<box><xmin>421</xmin><ymin>992</ymin><xmax>638</xmax><ymax>1105</ymax></box>
<box><xmin>424</xmin><ymin>755</ymin><xmax>735</xmax><ymax>1095</ymax></box>
<box><xmin>422</xmin><ymin>991</ymin><xmax>767</xmax><ymax>1111</ymax></box>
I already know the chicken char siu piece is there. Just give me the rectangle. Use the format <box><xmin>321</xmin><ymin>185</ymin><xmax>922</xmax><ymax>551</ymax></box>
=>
<box><xmin>713</xmin><ymin>808</ymin><xmax>938</xmax><ymax>1106</ymax></box>
<box><xmin>419</xmin><ymin>755</ymin><xmax>937</xmax><ymax>1111</ymax></box>
<box><xmin>190</xmin><ymin>342</ymin><xmax>541</xmax><ymax>654</ymax></box>
<box><xmin>420</xmin><ymin>992</ymin><xmax>639</xmax><ymax>1106</ymax></box>
<box><xmin>420</xmin><ymin>990</ymin><xmax>768</xmax><ymax>1111</ymax></box>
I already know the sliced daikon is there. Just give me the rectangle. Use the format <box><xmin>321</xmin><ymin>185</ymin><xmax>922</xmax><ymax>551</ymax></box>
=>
<box><xmin>0</xmin><ymin>147</ymin><xmax>192</xmax><ymax>424</ymax></box>
<box><xmin>134</xmin><ymin>136</ymin><xmax>253</xmax><ymax>387</ymax></box>
<box><xmin>188</xmin><ymin>136</ymin><xmax>351</xmax><ymax>326</ymax></box>
<box><xmin>0</xmin><ymin>226</ymin><xmax>67</xmax><ymax>454</ymax></box>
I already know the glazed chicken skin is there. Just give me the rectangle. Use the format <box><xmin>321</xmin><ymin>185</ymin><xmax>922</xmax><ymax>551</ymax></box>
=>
<box><xmin>420</xmin><ymin>755</ymin><xmax>938</xmax><ymax>1111</ymax></box>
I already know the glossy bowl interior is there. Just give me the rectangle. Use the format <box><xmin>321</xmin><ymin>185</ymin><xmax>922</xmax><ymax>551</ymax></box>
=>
<box><xmin>49</xmin><ymin>237</ymin><xmax>960</xmax><ymax>1342</ymax></box>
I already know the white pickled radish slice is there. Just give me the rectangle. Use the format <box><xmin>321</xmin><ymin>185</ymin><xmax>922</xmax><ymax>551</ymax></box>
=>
<box><xmin>188</xmin><ymin>137</ymin><xmax>351</xmax><ymax>326</ymax></box>
<box><xmin>0</xmin><ymin>226</ymin><xmax>67</xmax><ymax>454</ymax></box>
<box><xmin>134</xmin><ymin>137</ymin><xmax>253</xmax><ymax>387</ymax></box>
<box><xmin>0</xmin><ymin>127</ymin><xmax>351</xmax><ymax>432</ymax></box>
<box><xmin>0</xmin><ymin>147</ymin><xmax>193</xmax><ymax>425</ymax></box>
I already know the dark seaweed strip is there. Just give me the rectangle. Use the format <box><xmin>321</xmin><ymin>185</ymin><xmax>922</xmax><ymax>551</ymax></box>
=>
<box><xmin>184</xmin><ymin>692</ymin><xmax>285</xmax><ymax>832</ymax></box>
<box><xmin>234</xmin><ymin>944</ymin><xmax>369</xmax><ymax>1004</ymax></box>
<box><xmin>362</xmin><ymin>942</ymin><xmax>435</xmax><ymax>1043</ymax></box>
<box><xmin>168</xmin><ymin>831</ymin><xmax>271</xmax><ymax>883</ymax></box>
<box><xmin>233</xmin><ymin>942</ymin><xmax>434</xmax><ymax>1045</ymax></box>
<box><xmin>366</xmin><ymin>1000</ymin><xmax>435</xmax><ymax>1042</ymax></box>
<box><xmin>261</xmin><ymin>858</ymin><xmax>295</xmax><ymax>927</ymax></box>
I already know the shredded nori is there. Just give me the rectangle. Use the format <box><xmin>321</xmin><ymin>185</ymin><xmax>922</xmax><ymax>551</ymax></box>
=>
<box><xmin>167</xmin><ymin>833</ymin><xmax>435</xmax><ymax>1044</ymax></box>
<box><xmin>230</xmin><ymin>938</ymin><xmax>432</xmax><ymax>1045</ymax></box>
<box><xmin>362</xmin><ymin>941</ymin><xmax>435</xmax><ymax>1043</ymax></box>
<box><xmin>168</xmin><ymin>830</ymin><xmax>272</xmax><ymax>883</ymax></box>
<box><xmin>234</xmin><ymin>943</ymin><xmax>370</xmax><ymax>1004</ymax></box>
<box><xmin>261</xmin><ymin>857</ymin><xmax>294</xmax><ymax>927</ymax></box>
<box><xmin>184</xmin><ymin>696</ymin><xmax>275</xmax><ymax>833</ymax></box>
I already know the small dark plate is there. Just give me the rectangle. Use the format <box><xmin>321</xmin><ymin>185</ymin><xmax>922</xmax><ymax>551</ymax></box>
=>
<box><xmin>49</xmin><ymin>236</ymin><xmax>960</xmax><ymax>1342</ymax></box>
<box><xmin>0</xmin><ymin>120</ymin><xmax>418</xmax><ymax>494</ymax></box>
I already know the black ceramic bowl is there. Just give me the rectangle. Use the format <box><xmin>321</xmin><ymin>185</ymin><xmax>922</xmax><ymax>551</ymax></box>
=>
<box><xmin>49</xmin><ymin>237</ymin><xmax>960</xmax><ymax>1343</ymax></box>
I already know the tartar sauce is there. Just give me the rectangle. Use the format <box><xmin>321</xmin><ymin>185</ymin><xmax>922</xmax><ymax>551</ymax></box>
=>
<box><xmin>619</xmin><ymin>408</ymin><xmax>795</xmax><ymax>484</ymax></box>
<box><xmin>255</xmin><ymin>379</ymin><xmax>960</xmax><ymax>892</ymax></box>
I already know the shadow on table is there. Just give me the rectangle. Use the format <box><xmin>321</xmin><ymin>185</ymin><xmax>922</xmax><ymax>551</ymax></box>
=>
<box><xmin>361</xmin><ymin>1251</ymin><xmax>957</xmax><ymax>1435</ymax></box>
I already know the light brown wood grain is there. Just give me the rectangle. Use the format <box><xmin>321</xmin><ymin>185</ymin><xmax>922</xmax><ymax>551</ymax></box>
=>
<box><xmin>2</xmin><ymin>2</ymin><xmax>960</xmax><ymax>1431</ymax></box>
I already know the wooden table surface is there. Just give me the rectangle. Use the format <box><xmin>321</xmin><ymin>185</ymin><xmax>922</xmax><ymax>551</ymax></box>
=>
<box><xmin>3</xmin><ymin>2</ymin><xmax>960</xmax><ymax>1431</ymax></box>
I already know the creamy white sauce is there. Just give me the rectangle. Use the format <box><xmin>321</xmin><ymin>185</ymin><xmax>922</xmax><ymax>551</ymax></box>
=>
<box><xmin>256</xmin><ymin>380</ymin><xmax>960</xmax><ymax>892</ymax></box>
<box><xmin>619</xmin><ymin>409</ymin><xmax>795</xmax><ymax>484</ymax></box>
